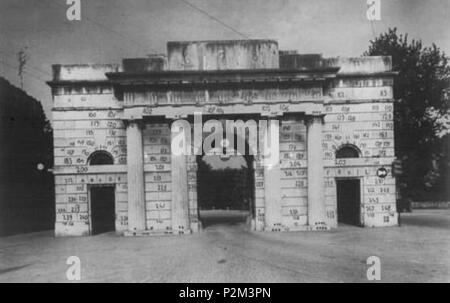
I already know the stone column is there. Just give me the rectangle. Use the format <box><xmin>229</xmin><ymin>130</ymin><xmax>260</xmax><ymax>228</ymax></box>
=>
<box><xmin>126</xmin><ymin>120</ymin><xmax>146</xmax><ymax>232</ymax></box>
<box><xmin>306</xmin><ymin>115</ymin><xmax>326</xmax><ymax>229</ymax></box>
<box><xmin>263</xmin><ymin>119</ymin><xmax>282</xmax><ymax>231</ymax></box>
<box><xmin>171</xmin><ymin>121</ymin><xmax>190</xmax><ymax>234</ymax></box>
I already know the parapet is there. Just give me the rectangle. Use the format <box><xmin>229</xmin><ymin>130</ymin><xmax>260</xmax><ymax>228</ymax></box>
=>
<box><xmin>122</xmin><ymin>54</ymin><xmax>167</xmax><ymax>72</ymax></box>
<box><xmin>167</xmin><ymin>39</ymin><xmax>279</xmax><ymax>71</ymax></box>
<box><xmin>51</xmin><ymin>63</ymin><xmax>122</xmax><ymax>82</ymax></box>
<box><xmin>322</xmin><ymin>56</ymin><xmax>393</xmax><ymax>74</ymax></box>
<box><xmin>279</xmin><ymin>52</ymin><xmax>324</xmax><ymax>70</ymax></box>
<box><xmin>279</xmin><ymin>52</ymin><xmax>392</xmax><ymax>74</ymax></box>
<box><xmin>50</xmin><ymin>40</ymin><xmax>393</xmax><ymax>82</ymax></box>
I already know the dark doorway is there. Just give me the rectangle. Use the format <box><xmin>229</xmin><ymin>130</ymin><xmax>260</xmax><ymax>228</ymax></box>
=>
<box><xmin>196</xmin><ymin>154</ymin><xmax>255</xmax><ymax>228</ymax></box>
<box><xmin>90</xmin><ymin>186</ymin><xmax>115</xmax><ymax>235</ymax></box>
<box><xmin>336</xmin><ymin>179</ymin><xmax>361</xmax><ymax>226</ymax></box>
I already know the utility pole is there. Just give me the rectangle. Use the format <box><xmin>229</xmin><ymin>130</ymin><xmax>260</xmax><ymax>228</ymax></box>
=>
<box><xmin>17</xmin><ymin>47</ymin><xmax>28</xmax><ymax>89</ymax></box>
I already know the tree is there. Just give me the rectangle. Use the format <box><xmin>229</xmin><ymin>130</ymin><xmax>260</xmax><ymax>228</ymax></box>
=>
<box><xmin>196</xmin><ymin>157</ymin><xmax>251</xmax><ymax>210</ymax></box>
<box><xmin>365</xmin><ymin>28</ymin><xmax>450</xmax><ymax>203</ymax></box>
<box><xmin>0</xmin><ymin>77</ymin><xmax>54</xmax><ymax>235</ymax></box>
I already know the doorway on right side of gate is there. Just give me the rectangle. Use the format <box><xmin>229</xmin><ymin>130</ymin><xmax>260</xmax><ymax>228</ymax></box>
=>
<box><xmin>336</xmin><ymin>178</ymin><xmax>362</xmax><ymax>227</ymax></box>
<box><xmin>334</xmin><ymin>144</ymin><xmax>362</xmax><ymax>227</ymax></box>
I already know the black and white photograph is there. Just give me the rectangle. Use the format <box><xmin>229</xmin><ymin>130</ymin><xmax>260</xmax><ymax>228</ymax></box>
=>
<box><xmin>0</xmin><ymin>0</ymin><xmax>449</xmax><ymax>286</ymax></box>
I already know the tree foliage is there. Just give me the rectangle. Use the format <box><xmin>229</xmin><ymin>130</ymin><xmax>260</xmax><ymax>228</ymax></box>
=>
<box><xmin>0</xmin><ymin>77</ymin><xmax>54</xmax><ymax>235</ymax></box>
<box><xmin>365</xmin><ymin>28</ymin><xmax>450</xmax><ymax>201</ymax></box>
<box><xmin>197</xmin><ymin>157</ymin><xmax>252</xmax><ymax>210</ymax></box>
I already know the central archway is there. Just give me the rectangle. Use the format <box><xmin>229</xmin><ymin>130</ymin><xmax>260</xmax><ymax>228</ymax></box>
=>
<box><xmin>195</xmin><ymin>124</ymin><xmax>256</xmax><ymax>229</ymax></box>
<box><xmin>196</xmin><ymin>154</ymin><xmax>254</xmax><ymax>227</ymax></box>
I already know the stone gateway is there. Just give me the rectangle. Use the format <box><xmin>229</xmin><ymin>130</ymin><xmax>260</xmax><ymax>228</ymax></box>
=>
<box><xmin>48</xmin><ymin>39</ymin><xmax>399</xmax><ymax>236</ymax></box>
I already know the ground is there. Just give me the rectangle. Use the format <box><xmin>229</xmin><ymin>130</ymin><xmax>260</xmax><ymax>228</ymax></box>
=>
<box><xmin>0</xmin><ymin>209</ymin><xmax>449</xmax><ymax>283</ymax></box>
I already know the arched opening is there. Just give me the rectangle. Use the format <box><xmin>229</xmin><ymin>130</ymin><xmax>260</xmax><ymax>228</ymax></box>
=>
<box><xmin>196</xmin><ymin>130</ymin><xmax>255</xmax><ymax>229</ymax></box>
<box><xmin>336</xmin><ymin>144</ymin><xmax>360</xmax><ymax>158</ymax></box>
<box><xmin>335</xmin><ymin>145</ymin><xmax>361</xmax><ymax>226</ymax></box>
<box><xmin>88</xmin><ymin>151</ymin><xmax>114</xmax><ymax>165</ymax></box>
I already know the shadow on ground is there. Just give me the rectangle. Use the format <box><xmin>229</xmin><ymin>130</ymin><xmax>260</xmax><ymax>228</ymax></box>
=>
<box><xmin>199</xmin><ymin>209</ymin><xmax>249</xmax><ymax>228</ymax></box>
<box><xmin>0</xmin><ymin>264</ymin><xmax>31</xmax><ymax>275</ymax></box>
<box><xmin>400</xmin><ymin>209</ymin><xmax>450</xmax><ymax>229</ymax></box>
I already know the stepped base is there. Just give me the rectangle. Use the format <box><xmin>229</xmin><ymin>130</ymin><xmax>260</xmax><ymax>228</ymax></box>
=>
<box><xmin>124</xmin><ymin>229</ymin><xmax>191</xmax><ymax>236</ymax></box>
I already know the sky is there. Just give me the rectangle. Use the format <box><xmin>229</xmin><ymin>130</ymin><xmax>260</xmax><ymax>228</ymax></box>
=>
<box><xmin>0</xmin><ymin>0</ymin><xmax>449</xmax><ymax>121</ymax></box>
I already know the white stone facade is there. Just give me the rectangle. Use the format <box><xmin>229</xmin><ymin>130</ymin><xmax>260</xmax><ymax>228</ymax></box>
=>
<box><xmin>49</xmin><ymin>39</ymin><xmax>398</xmax><ymax>236</ymax></box>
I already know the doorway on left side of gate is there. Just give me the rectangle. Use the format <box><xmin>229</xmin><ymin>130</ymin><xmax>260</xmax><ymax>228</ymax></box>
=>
<box><xmin>88</xmin><ymin>185</ymin><xmax>116</xmax><ymax>235</ymax></box>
